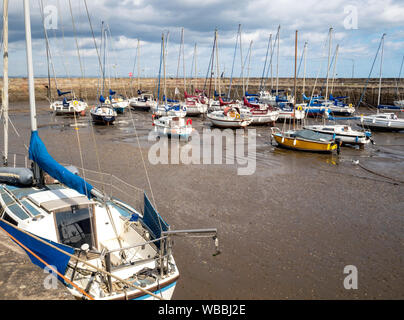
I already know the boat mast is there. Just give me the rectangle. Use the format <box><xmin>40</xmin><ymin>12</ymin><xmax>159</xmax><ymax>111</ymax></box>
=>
<box><xmin>330</xmin><ymin>44</ymin><xmax>339</xmax><ymax>95</ymax></box>
<box><xmin>395</xmin><ymin>54</ymin><xmax>404</xmax><ymax>100</ymax></box>
<box><xmin>260</xmin><ymin>34</ymin><xmax>271</xmax><ymax>92</ymax></box>
<box><xmin>137</xmin><ymin>39</ymin><xmax>140</xmax><ymax>92</ymax></box>
<box><xmin>377</xmin><ymin>34</ymin><xmax>385</xmax><ymax>108</ymax></box>
<box><xmin>276</xmin><ymin>25</ymin><xmax>280</xmax><ymax>96</ymax></box>
<box><xmin>2</xmin><ymin>0</ymin><xmax>8</xmax><ymax>166</ymax></box>
<box><xmin>302</xmin><ymin>41</ymin><xmax>307</xmax><ymax>96</ymax></box>
<box><xmin>23</xmin><ymin>0</ymin><xmax>37</xmax><ymax>132</ymax></box>
<box><xmin>325</xmin><ymin>27</ymin><xmax>333</xmax><ymax>101</ymax></box>
<box><xmin>293</xmin><ymin>30</ymin><xmax>298</xmax><ymax>129</ymax></box>
<box><xmin>215</xmin><ymin>33</ymin><xmax>221</xmax><ymax>97</ymax></box>
<box><xmin>239</xmin><ymin>25</ymin><xmax>244</xmax><ymax>96</ymax></box>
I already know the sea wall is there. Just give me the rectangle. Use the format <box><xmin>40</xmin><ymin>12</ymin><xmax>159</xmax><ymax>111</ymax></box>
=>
<box><xmin>1</xmin><ymin>77</ymin><xmax>403</xmax><ymax>106</ymax></box>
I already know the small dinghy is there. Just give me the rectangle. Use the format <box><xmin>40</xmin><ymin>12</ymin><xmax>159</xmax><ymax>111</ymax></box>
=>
<box><xmin>153</xmin><ymin>115</ymin><xmax>193</xmax><ymax>140</ymax></box>
<box><xmin>206</xmin><ymin>106</ymin><xmax>252</xmax><ymax>128</ymax></box>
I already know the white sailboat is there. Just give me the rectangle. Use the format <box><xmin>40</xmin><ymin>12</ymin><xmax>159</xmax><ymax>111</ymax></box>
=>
<box><xmin>0</xmin><ymin>0</ymin><xmax>218</xmax><ymax>301</ymax></box>
<box><xmin>303</xmin><ymin>124</ymin><xmax>372</xmax><ymax>146</ymax></box>
<box><xmin>355</xmin><ymin>34</ymin><xmax>404</xmax><ymax>131</ymax></box>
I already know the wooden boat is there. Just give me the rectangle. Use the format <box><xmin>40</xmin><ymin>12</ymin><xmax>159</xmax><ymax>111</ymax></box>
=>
<box><xmin>271</xmin><ymin>128</ymin><xmax>339</xmax><ymax>153</ymax></box>
<box><xmin>303</xmin><ymin>124</ymin><xmax>371</xmax><ymax>146</ymax></box>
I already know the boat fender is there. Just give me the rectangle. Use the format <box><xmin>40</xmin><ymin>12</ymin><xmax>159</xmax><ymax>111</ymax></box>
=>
<box><xmin>0</xmin><ymin>167</ymin><xmax>33</xmax><ymax>186</ymax></box>
<box><xmin>186</xmin><ymin>118</ymin><xmax>192</xmax><ymax>126</ymax></box>
<box><xmin>152</xmin><ymin>114</ymin><xmax>156</xmax><ymax>126</ymax></box>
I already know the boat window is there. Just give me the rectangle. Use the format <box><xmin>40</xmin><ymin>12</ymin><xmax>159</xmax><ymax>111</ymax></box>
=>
<box><xmin>8</xmin><ymin>204</ymin><xmax>30</xmax><ymax>220</ymax></box>
<box><xmin>21</xmin><ymin>200</ymin><xmax>42</xmax><ymax>216</ymax></box>
<box><xmin>2</xmin><ymin>213</ymin><xmax>18</xmax><ymax>226</ymax></box>
<box><xmin>55</xmin><ymin>205</ymin><xmax>94</xmax><ymax>249</ymax></box>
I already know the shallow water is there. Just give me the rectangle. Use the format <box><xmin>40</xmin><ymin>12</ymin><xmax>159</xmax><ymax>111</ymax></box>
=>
<box><xmin>1</xmin><ymin>101</ymin><xmax>403</xmax><ymax>300</ymax></box>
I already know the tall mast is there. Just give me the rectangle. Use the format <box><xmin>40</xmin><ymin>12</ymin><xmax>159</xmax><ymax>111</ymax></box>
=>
<box><xmin>302</xmin><ymin>41</ymin><xmax>307</xmax><ymax>96</ymax></box>
<box><xmin>330</xmin><ymin>44</ymin><xmax>339</xmax><ymax>95</ymax></box>
<box><xmin>293</xmin><ymin>30</ymin><xmax>297</xmax><ymax>129</ymax></box>
<box><xmin>260</xmin><ymin>34</ymin><xmax>271</xmax><ymax>91</ymax></box>
<box><xmin>227</xmin><ymin>24</ymin><xmax>240</xmax><ymax>99</ymax></box>
<box><xmin>163</xmin><ymin>32</ymin><xmax>167</xmax><ymax>104</ymax></box>
<box><xmin>276</xmin><ymin>25</ymin><xmax>280</xmax><ymax>96</ymax></box>
<box><xmin>245</xmin><ymin>40</ymin><xmax>253</xmax><ymax>93</ymax></box>
<box><xmin>2</xmin><ymin>0</ymin><xmax>8</xmax><ymax>166</ymax></box>
<box><xmin>377</xmin><ymin>34</ymin><xmax>385</xmax><ymax>107</ymax></box>
<box><xmin>215</xmin><ymin>32</ymin><xmax>221</xmax><ymax>97</ymax></box>
<box><xmin>137</xmin><ymin>39</ymin><xmax>140</xmax><ymax>91</ymax></box>
<box><xmin>239</xmin><ymin>25</ymin><xmax>244</xmax><ymax>95</ymax></box>
<box><xmin>325</xmin><ymin>27</ymin><xmax>333</xmax><ymax>101</ymax></box>
<box><xmin>395</xmin><ymin>54</ymin><xmax>404</xmax><ymax>100</ymax></box>
<box><xmin>182</xmin><ymin>28</ymin><xmax>186</xmax><ymax>91</ymax></box>
<box><xmin>208</xmin><ymin>29</ymin><xmax>217</xmax><ymax>102</ymax></box>
<box><xmin>23</xmin><ymin>0</ymin><xmax>37</xmax><ymax>132</ymax></box>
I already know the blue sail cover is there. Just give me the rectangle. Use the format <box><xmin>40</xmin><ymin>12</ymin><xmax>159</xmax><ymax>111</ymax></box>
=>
<box><xmin>0</xmin><ymin>220</ymin><xmax>74</xmax><ymax>282</ymax></box>
<box><xmin>29</xmin><ymin>131</ymin><xmax>93</xmax><ymax>198</ymax></box>
<box><xmin>57</xmin><ymin>89</ymin><xmax>71</xmax><ymax>96</ymax></box>
<box><xmin>143</xmin><ymin>193</ymin><xmax>168</xmax><ymax>247</ymax></box>
<box><xmin>99</xmin><ymin>95</ymin><xmax>106</xmax><ymax>103</ymax></box>
<box><xmin>109</xmin><ymin>89</ymin><xmax>116</xmax><ymax>96</ymax></box>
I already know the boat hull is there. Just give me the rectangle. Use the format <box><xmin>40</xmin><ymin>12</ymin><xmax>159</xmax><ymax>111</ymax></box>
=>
<box><xmin>91</xmin><ymin>113</ymin><xmax>116</xmax><ymax>124</ymax></box>
<box><xmin>207</xmin><ymin>115</ymin><xmax>252</xmax><ymax>128</ymax></box>
<box><xmin>272</xmin><ymin>133</ymin><xmax>337</xmax><ymax>153</ymax></box>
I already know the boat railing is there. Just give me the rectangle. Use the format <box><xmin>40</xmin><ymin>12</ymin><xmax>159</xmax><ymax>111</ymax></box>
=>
<box><xmin>3</xmin><ymin>153</ymin><xmax>29</xmax><ymax>169</ymax></box>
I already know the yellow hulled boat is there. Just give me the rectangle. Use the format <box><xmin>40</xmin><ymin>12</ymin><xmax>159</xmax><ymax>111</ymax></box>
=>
<box><xmin>271</xmin><ymin>128</ymin><xmax>339</xmax><ymax>153</ymax></box>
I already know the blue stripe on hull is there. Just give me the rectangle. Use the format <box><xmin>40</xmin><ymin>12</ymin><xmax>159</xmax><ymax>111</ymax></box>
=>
<box><xmin>133</xmin><ymin>281</ymin><xmax>177</xmax><ymax>300</ymax></box>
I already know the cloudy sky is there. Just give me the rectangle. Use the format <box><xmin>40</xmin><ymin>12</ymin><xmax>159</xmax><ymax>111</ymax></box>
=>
<box><xmin>1</xmin><ymin>0</ymin><xmax>404</xmax><ymax>81</ymax></box>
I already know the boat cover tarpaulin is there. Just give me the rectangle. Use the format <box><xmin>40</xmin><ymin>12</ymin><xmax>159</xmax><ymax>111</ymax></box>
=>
<box><xmin>293</xmin><ymin>129</ymin><xmax>334</xmax><ymax>141</ymax></box>
<box><xmin>143</xmin><ymin>193</ymin><xmax>169</xmax><ymax>247</ymax></box>
<box><xmin>28</xmin><ymin>131</ymin><xmax>93</xmax><ymax>198</ymax></box>
<box><xmin>0</xmin><ymin>220</ymin><xmax>74</xmax><ymax>282</ymax></box>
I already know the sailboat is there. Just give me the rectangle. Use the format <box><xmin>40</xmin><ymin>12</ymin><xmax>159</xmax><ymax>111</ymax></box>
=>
<box><xmin>152</xmin><ymin>33</ymin><xmax>187</xmax><ymax>117</ymax></box>
<box><xmin>270</xmin><ymin>30</ymin><xmax>340</xmax><ymax>154</ymax></box>
<box><xmin>39</xmin><ymin>5</ymin><xmax>87</xmax><ymax>117</ymax></box>
<box><xmin>355</xmin><ymin>34</ymin><xmax>404</xmax><ymax>131</ymax></box>
<box><xmin>0</xmin><ymin>0</ymin><xmax>218</xmax><ymax>300</ymax></box>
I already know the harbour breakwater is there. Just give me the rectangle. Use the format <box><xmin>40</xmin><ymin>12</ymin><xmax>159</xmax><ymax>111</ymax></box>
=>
<box><xmin>1</xmin><ymin>77</ymin><xmax>403</xmax><ymax>106</ymax></box>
